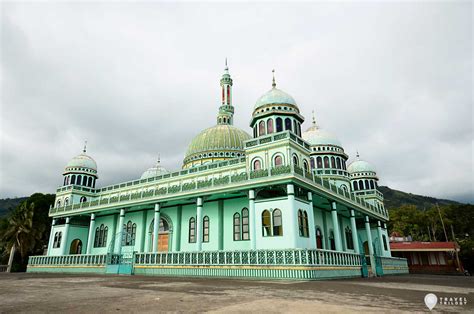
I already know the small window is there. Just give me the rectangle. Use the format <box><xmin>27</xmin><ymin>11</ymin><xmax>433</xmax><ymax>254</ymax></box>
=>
<box><xmin>203</xmin><ymin>216</ymin><xmax>209</xmax><ymax>243</ymax></box>
<box><xmin>189</xmin><ymin>217</ymin><xmax>196</xmax><ymax>243</ymax></box>
<box><xmin>285</xmin><ymin>118</ymin><xmax>292</xmax><ymax>131</ymax></box>
<box><xmin>303</xmin><ymin>160</ymin><xmax>309</xmax><ymax>173</ymax></box>
<box><xmin>56</xmin><ymin>200</ymin><xmax>61</xmax><ymax>208</ymax></box>
<box><xmin>262</xmin><ymin>210</ymin><xmax>271</xmax><ymax>236</ymax></box>
<box><xmin>242</xmin><ymin>208</ymin><xmax>249</xmax><ymax>240</ymax></box>
<box><xmin>336</xmin><ymin>158</ymin><xmax>341</xmax><ymax>169</ymax></box>
<box><xmin>383</xmin><ymin>235</ymin><xmax>388</xmax><ymax>251</ymax></box>
<box><xmin>293</xmin><ymin>154</ymin><xmax>299</xmax><ymax>166</ymax></box>
<box><xmin>316</xmin><ymin>157</ymin><xmax>322</xmax><ymax>168</ymax></box>
<box><xmin>353</xmin><ymin>181</ymin><xmax>358</xmax><ymax>191</ymax></box>
<box><xmin>71</xmin><ymin>175</ymin><xmax>76</xmax><ymax>185</ymax></box>
<box><xmin>276</xmin><ymin>117</ymin><xmax>283</xmax><ymax>132</ymax></box>
<box><xmin>259</xmin><ymin>120</ymin><xmax>266</xmax><ymax>136</ymax></box>
<box><xmin>274</xmin><ymin>155</ymin><xmax>283</xmax><ymax>167</ymax></box>
<box><xmin>80</xmin><ymin>196</ymin><xmax>87</xmax><ymax>203</ymax></box>
<box><xmin>273</xmin><ymin>209</ymin><xmax>283</xmax><ymax>236</ymax></box>
<box><xmin>233</xmin><ymin>213</ymin><xmax>241</xmax><ymax>241</ymax></box>
<box><xmin>324</xmin><ymin>156</ymin><xmax>330</xmax><ymax>168</ymax></box>
<box><xmin>253</xmin><ymin>159</ymin><xmax>261</xmax><ymax>170</ymax></box>
<box><xmin>267</xmin><ymin>119</ymin><xmax>274</xmax><ymax>134</ymax></box>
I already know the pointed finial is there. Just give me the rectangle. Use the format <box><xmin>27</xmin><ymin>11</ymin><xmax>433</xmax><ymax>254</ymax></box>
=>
<box><xmin>356</xmin><ymin>151</ymin><xmax>360</xmax><ymax>158</ymax></box>
<box><xmin>272</xmin><ymin>69</ymin><xmax>276</xmax><ymax>88</ymax></box>
<box><xmin>225</xmin><ymin>57</ymin><xmax>228</xmax><ymax>68</ymax></box>
<box><xmin>83</xmin><ymin>140</ymin><xmax>87</xmax><ymax>153</ymax></box>
<box><xmin>157</xmin><ymin>153</ymin><xmax>161</xmax><ymax>165</ymax></box>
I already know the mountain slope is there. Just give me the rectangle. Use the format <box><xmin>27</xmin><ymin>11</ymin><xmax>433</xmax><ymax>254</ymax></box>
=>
<box><xmin>378</xmin><ymin>186</ymin><xmax>459</xmax><ymax>210</ymax></box>
<box><xmin>0</xmin><ymin>197</ymin><xmax>28</xmax><ymax>218</ymax></box>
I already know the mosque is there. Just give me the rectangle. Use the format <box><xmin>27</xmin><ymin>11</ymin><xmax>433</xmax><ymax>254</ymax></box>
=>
<box><xmin>27</xmin><ymin>63</ymin><xmax>408</xmax><ymax>279</ymax></box>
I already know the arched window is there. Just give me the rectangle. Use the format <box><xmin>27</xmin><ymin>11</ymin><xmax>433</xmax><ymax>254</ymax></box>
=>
<box><xmin>94</xmin><ymin>224</ymin><xmax>108</xmax><ymax>248</ymax></box>
<box><xmin>293</xmin><ymin>120</ymin><xmax>298</xmax><ymax>135</ymax></box>
<box><xmin>241</xmin><ymin>208</ymin><xmax>249</xmax><ymax>240</ymax></box>
<box><xmin>53</xmin><ymin>232</ymin><xmax>62</xmax><ymax>248</ymax></box>
<box><xmin>188</xmin><ymin>217</ymin><xmax>196</xmax><ymax>243</ymax></box>
<box><xmin>370</xmin><ymin>180</ymin><xmax>375</xmax><ymax>189</ymax></box>
<box><xmin>331</xmin><ymin>157</ymin><xmax>336</xmax><ymax>168</ymax></box>
<box><xmin>293</xmin><ymin>154</ymin><xmax>299</xmax><ymax>166</ymax></box>
<box><xmin>252</xmin><ymin>159</ymin><xmax>261</xmax><ymax>171</ymax></box>
<box><xmin>274</xmin><ymin>155</ymin><xmax>283</xmax><ymax>167</ymax></box>
<box><xmin>80</xmin><ymin>196</ymin><xmax>87</xmax><ymax>203</ymax></box>
<box><xmin>336</xmin><ymin>158</ymin><xmax>342</xmax><ymax>169</ymax></box>
<box><xmin>310</xmin><ymin>158</ymin><xmax>315</xmax><ymax>169</ymax></box>
<box><xmin>122</xmin><ymin>221</ymin><xmax>136</xmax><ymax>246</ymax></box>
<box><xmin>353</xmin><ymin>181</ymin><xmax>358</xmax><ymax>191</ymax></box>
<box><xmin>94</xmin><ymin>227</ymin><xmax>100</xmax><ymax>247</ymax></box>
<box><xmin>259</xmin><ymin>120</ymin><xmax>266</xmax><ymax>136</ymax></box>
<box><xmin>267</xmin><ymin>119</ymin><xmax>274</xmax><ymax>134</ymax></box>
<box><xmin>342</xmin><ymin>160</ymin><xmax>347</xmax><ymax>170</ymax></box>
<box><xmin>303</xmin><ymin>160</ymin><xmax>309</xmax><ymax>173</ymax></box>
<box><xmin>64</xmin><ymin>198</ymin><xmax>69</xmax><ymax>206</ymax></box>
<box><xmin>88</xmin><ymin>177</ymin><xmax>93</xmax><ymax>187</ymax></box>
<box><xmin>56</xmin><ymin>200</ymin><xmax>61</xmax><ymax>208</ymax></box>
<box><xmin>77</xmin><ymin>175</ymin><xmax>82</xmax><ymax>186</ymax></box>
<box><xmin>358</xmin><ymin>180</ymin><xmax>364</xmax><ymax>190</ymax></box>
<box><xmin>233</xmin><ymin>213</ymin><xmax>241</xmax><ymax>241</ymax></box>
<box><xmin>345</xmin><ymin>226</ymin><xmax>354</xmax><ymax>250</ymax></box>
<box><xmin>93</xmin><ymin>178</ymin><xmax>96</xmax><ymax>188</ymax></box>
<box><xmin>63</xmin><ymin>177</ymin><xmax>67</xmax><ymax>185</ymax></box>
<box><xmin>276</xmin><ymin>117</ymin><xmax>283</xmax><ymax>132</ymax></box>
<box><xmin>273</xmin><ymin>209</ymin><xmax>283</xmax><ymax>236</ymax></box>
<box><xmin>285</xmin><ymin>118</ymin><xmax>292</xmax><ymax>131</ymax></box>
<box><xmin>253</xmin><ymin>126</ymin><xmax>257</xmax><ymax>138</ymax></box>
<box><xmin>71</xmin><ymin>175</ymin><xmax>76</xmax><ymax>185</ymax></box>
<box><xmin>383</xmin><ymin>235</ymin><xmax>388</xmax><ymax>251</ymax></box>
<box><xmin>298</xmin><ymin>123</ymin><xmax>302</xmax><ymax>136</ymax></box>
<box><xmin>324</xmin><ymin>156</ymin><xmax>330</xmax><ymax>168</ymax></box>
<box><xmin>203</xmin><ymin>216</ymin><xmax>209</xmax><ymax>243</ymax></box>
<box><xmin>298</xmin><ymin>210</ymin><xmax>304</xmax><ymax>236</ymax></box>
<box><xmin>316</xmin><ymin>228</ymin><xmax>323</xmax><ymax>249</ymax></box>
<box><xmin>329</xmin><ymin>231</ymin><xmax>335</xmax><ymax>250</ymax></box>
<box><xmin>66</xmin><ymin>176</ymin><xmax>70</xmax><ymax>185</ymax></box>
<box><xmin>262</xmin><ymin>210</ymin><xmax>271</xmax><ymax>236</ymax></box>
<box><xmin>316</xmin><ymin>157</ymin><xmax>323</xmax><ymax>168</ymax></box>
<box><xmin>303</xmin><ymin>211</ymin><xmax>309</xmax><ymax>237</ymax></box>
<box><xmin>365</xmin><ymin>179</ymin><xmax>369</xmax><ymax>190</ymax></box>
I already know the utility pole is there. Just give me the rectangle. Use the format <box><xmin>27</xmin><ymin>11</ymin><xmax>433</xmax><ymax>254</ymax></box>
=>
<box><xmin>436</xmin><ymin>203</ymin><xmax>449</xmax><ymax>242</ymax></box>
<box><xmin>451</xmin><ymin>224</ymin><xmax>463</xmax><ymax>273</ymax></box>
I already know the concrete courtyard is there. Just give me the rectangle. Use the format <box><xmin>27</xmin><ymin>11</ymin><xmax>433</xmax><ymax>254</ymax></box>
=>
<box><xmin>0</xmin><ymin>273</ymin><xmax>472</xmax><ymax>313</ymax></box>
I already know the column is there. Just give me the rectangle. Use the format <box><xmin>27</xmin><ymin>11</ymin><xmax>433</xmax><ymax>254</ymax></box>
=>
<box><xmin>173</xmin><ymin>205</ymin><xmax>182</xmax><ymax>252</ymax></box>
<box><xmin>47</xmin><ymin>218</ymin><xmax>57</xmax><ymax>255</ymax></box>
<box><xmin>249</xmin><ymin>189</ymin><xmax>256</xmax><ymax>250</ymax></box>
<box><xmin>349</xmin><ymin>210</ymin><xmax>360</xmax><ymax>254</ymax></box>
<box><xmin>152</xmin><ymin>203</ymin><xmax>160</xmax><ymax>252</ymax></box>
<box><xmin>60</xmin><ymin>217</ymin><xmax>70</xmax><ymax>255</ymax></box>
<box><xmin>139</xmin><ymin>210</ymin><xmax>147</xmax><ymax>252</ymax></box>
<box><xmin>287</xmin><ymin>184</ymin><xmax>298</xmax><ymax>247</ymax></box>
<box><xmin>383</xmin><ymin>223</ymin><xmax>392</xmax><ymax>256</ymax></box>
<box><xmin>377</xmin><ymin>221</ymin><xmax>384</xmax><ymax>257</ymax></box>
<box><xmin>86</xmin><ymin>213</ymin><xmax>96</xmax><ymax>254</ymax></box>
<box><xmin>115</xmin><ymin>209</ymin><xmax>125</xmax><ymax>254</ymax></box>
<box><xmin>307</xmin><ymin>192</ymin><xmax>316</xmax><ymax>248</ymax></box>
<box><xmin>331</xmin><ymin>202</ymin><xmax>343</xmax><ymax>251</ymax></box>
<box><xmin>196</xmin><ymin>197</ymin><xmax>203</xmax><ymax>251</ymax></box>
<box><xmin>365</xmin><ymin>216</ymin><xmax>376</xmax><ymax>274</ymax></box>
<box><xmin>218</xmin><ymin>200</ymin><xmax>224</xmax><ymax>250</ymax></box>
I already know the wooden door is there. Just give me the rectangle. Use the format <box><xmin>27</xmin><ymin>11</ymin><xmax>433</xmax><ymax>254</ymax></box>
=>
<box><xmin>158</xmin><ymin>234</ymin><xmax>169</xmax><ymax>252</ymax></box>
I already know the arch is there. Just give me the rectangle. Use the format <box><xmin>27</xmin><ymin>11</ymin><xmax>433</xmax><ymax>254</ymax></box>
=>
<box><xmin>203</xmin><ymin>216</ymin><xmax>210</xmax><ymax>242</ymax></box>
<box><xmin>316</xmin><ymin>227</ymin><xmax>323</xmax><ymax>249</ymax></box>
<box><xmin>316</xmin><ymin>156</ymin><xmax>323</xmax><ymax>168</ymax></box>
<box><xmin>63</xmin><ymin>177</ymin><xmax>67</xmax><ymax>185</ymax></box>
<box><xmin>310</xmin><ymin>157</ymin><xmax>315</xmax><ymax>169</ymax></box>
<box><xmin>353</xmin><ymin>181</ymin><xmax>358</xmax><ymax>191</ymax></box>
<box><xmin>253</xmin><ymin>126</ymin><xmax>257</xmax><ymax>138</ymax></box>
<box><xmin>252</xmin><ymin>158</ymin><xmax>262</xmax><ymax>171</ymax></box>
<box><xmin>262</xmin><ymin>210</ymin><xmax>271</xmax><ymax>236</ymax></box>
<box><xmin>56</xmin><ymin>200</ymin><xmax>61</xmax><ymax>208</ymax></box>
<box><xmin>273</xmin><ymin>154</ymin><xmax>283</xmax><ymax>167</ymax></box>
<box><xmin>80</xmin><ymin>196</ymin><xmax>87</xmax><ymax>203</ymax></box>
<box><xmin>331</xmin><ymin>156</ymin><xmax>336</xmax><ymax>168</ymax></box>
<box><xmin>276</xmin><ymin>117</ymin><xmax>283</xmax><ymax>132</ymax></box>
<box><xmin>293</xmin><ymin>120</ymin><xmax>298</xmax><ymax>135</ymax></box>
<box><xmin>285</xmin><ymin>118</ymin><xmax>292</xmax><ymax>131</ymax></box>
<box><xmin>267</xmin><ymin>119</ymin><xmax>274</xmax><ymax>134</ymax></box>
<box><xmin>324</xmin><ymin>156</ymin><xmax>330</xmax><ymax>168</ymax></box>
<box><xmin>303</xmin><ymin>211</ymin><xmax>309</xmax><ymax>237</ymax></box>
<box><xmin>272</xmin><ymin>209</ymin><xmax>283</xmax><ymax>236</ymax></box>
<box><xmin>77</xmin><ymin>175</ymin><xmax>82</xmax><ymax>186</ymax></box>
<box><xmin>233</xmin><ymin>212</ymin><xmax>241</xmax><ymax>241</ymax></box>
<box><xmin>370</xmin><ymin>180</ymin><xmax>375</xmax><ymax>189</ymax></box>
<box><xmin>292</xmin><ymin>154</ymin><xmax>299</xmax><ymax>166</ymax></box>
<box><xmin>69</xmin><ymin>239</ymin><xmax>82</xmax><ymax>254</ymax></box>
<box><xmin>345</xmin><ymin>226</ymin><xmax>354</xmax><ymax>250</ymax></box>
<box><xmin>358</xmin><ymin>180</ymin><xmax>364</xmax><ymax>190</ymax></box>
<box><xmin>365</xmin><ymin>179</ymin><xmax>369</xmax><ymax>190</ymax></box>
<box><xmin>241</xmin><ymin>208</ymin><xmax>249</xmax><ymax>240</ymax></box>
<box><xmin>342</xmin><ymin>160</ymin><xmax>347</xmax><ymax>170</ymax></box>
<box><xmin>303</xmin><ymin>160</ymin><xmax>309</xmax><ymax>173</ymax></box>
<box><xmin>188</xmin><ymin>217</ymin><xmax>196</xmax><ymax>243</ymax></box>
<box><xmin>71</xmin><ymin>175</ymin><xmax>76</xmax><ymax>185</ymax></box>
<box><xmin>259</xmin><ymin>120</ymin><xmax>266</xmax><ymax>136</ymax></box>
<box><xmin>336</xmin><ymin>158</ymin><xmax>342</xmax><ymax>169</ymax></box>
<box><xmin>88</xmin><ymin>177</ymin><xmax>93</xmax><ymax>187</ymax></box>
<box><xmin>122</xmin><ymin>221</ymin><xmax>137</xmax><ymax>246</ymax></box>
<box><xmin>298</xmin><ymin>210</ymin><xmax>303</xmax><ymax>236</ymax></box>
<box><xmin>297</xmin><ymin>122</ymin><xmax>302</xmax><ymax>136</ymax></box>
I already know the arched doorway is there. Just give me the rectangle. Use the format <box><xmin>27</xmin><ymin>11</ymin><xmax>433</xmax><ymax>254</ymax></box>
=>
<box><xmin>149</xmin><ymin>218</ymin><xmax>170</xmax><ymax>252</ymax></box>
<box><xmin>69</xmin><ymin>239</ymin><xmax>82</xmax><ymax>254</ymax></box>
<box><xmin>363</xmin><ymin>241</ymin><xmax>369</xmax><ymax>255</ymax></box>
<box><xmin>315</xmin><ymin>228</ymin><xmax>323</xmax><ymax>249</ymax></box>
<box><xmin>329</xmin><ymin>231</ymin><xmax>336</xmax><ymax>250</ymax></box>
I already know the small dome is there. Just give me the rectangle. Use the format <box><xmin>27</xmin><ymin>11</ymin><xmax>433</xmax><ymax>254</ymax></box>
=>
<box><xmin>348</xmin><ymin>158</ymin><xmax>376</xmax><ymax>174</ymax></box>
<box><xmin>254</xmin><ymin>87</ymin><xmax>297</xmax><ymax>110</ymax></box>
<box><xmin>302</xmin><ymin>124</ymin><xmax>342</xmax><ymax>147</ymax></box>
<box><xmin>183</xmin><ymin>124</ymin><xmax>251</xmax><ymax>167</ymax></box>
<box><xmin>65</xmin><ymin>153</ymin><xmax>97</xmax><ymax>172</ymax></box>
<box><xmin>141</xmin><ymin>160</ymin><xmax>169</xmax><ymax>179</ymax></box>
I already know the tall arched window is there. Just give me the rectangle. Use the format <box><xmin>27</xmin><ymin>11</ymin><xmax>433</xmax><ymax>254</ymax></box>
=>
<box><xmin>273</xmin><ymin>209</ymin><xmax>283</xmax><ymax>236</ymax></box>
<box><xmin>122</xmin><ymin>221</ymin><xmax>136</xmax><ymax>246</ymax></box>
<box><xmin>253</xmin><ymin>159</ymin><xmax>261</xmax><ymax>170</ymax></box>
<box><xmin>203</xmin><ymin>216</ymin><xmax>209</xmax><ymax>243</ymax></box>
<box><xmin>88</xmin><ymin>177</ymin><xmax>93</xmax><ymax>187</ymax></box>
<box><xmin>285</xmin><ymin>118</ymin><xmax>292</xmax><ymax>131</ymax></box>
<box><xmin>298</xmin><ymin>210</ymin><xmax>304</xmax><ymax>236</ymax></box>
<box><xmin>324</xmin><ymin>156</ymin><xmax>330</xmax><ymax>168</ymax></box>
<box><xmin>293</xmin><ymin>120</ymin><xmax>298</xmax><ymax>135</ymax></box>
<box><xmin>365</xmin><ymin>179</ymin><xmax>369</xmax><ymax>190</ymax></box>
<box><xmin>353</xmin><ymin>181</ymin><xmax>358</xmax><ymax>191</ymax></box>
<box><xmin>293</xmin><ymin>154</ymin><xmax>299</xmax><ymax>166</ymax></box>
<box><xmin>242</xmin><ymin>208</ymin><xmax>249</xmax><ymax>240</ymax></box>
<box><xmin>297</xmin><ymin>122</ymin><xmax>302</xmax><ymax>136</ymax></box>
<box><xmin>233</xmin><ymin>213</ymin><xmax>241</xmax><ymax>241</ymax></box>
<box><xmin>316</xmin><ymin>157</ymin><xmax>323</xmax><ymax>168</ymax></box>
<box><xmin>331</xmin><ymin>157</ymin><xmax>336</xmax><ymax>168</ymax></box>
<box><xmin>77</xmin><ymin>175</ymin><xmax>82</xmax><ymax>186</ymax></box>
<box><xmin>71</xmin><ymin>175</ymin><xmax>76</xmax><ymax>185</ymax></box>
<box><xmin>188</xmin><ymin>217</ymin><xmax>196</xmax><ymax>243</ymax></box>
<box><xmin>345</xmin><ymin>226</ymin><xmax>354</xmax><ymax>250</ymax></box>
<box><xmin>274</xmin><ymin>155</ymin><xmax>283</xmax><ymax>167</ymax></box>
<box><xmin>64</xmin><ymin>198</ymin><xmax>69</xmax><ymax>206</ymax></box>
<box><xmin>80</xmin><ymin>196</ymin><xmax>86</xmax><ymax>203</ymax></box>
<box><xmin>56</xmin><ymin>200</ymin><xmax>61</xmax><ymax>208</ymax></box>
<box><xmin>262</xmin><ymin>210</ymin><xmax>271</xmax><ymax>236</ymax></box>
<box><xmin>253</xmin><ymin>126</ymin><xmax>257</xmax><ymax>138</ymax></box>
<box><xmin>370</xmin><ymin>180</ymin><xmax>375</xmax><ymax>189</ymax></box>
<box><xmin>310</xmin><ymin>158</ymin><xmax>315</xmax><ymax>169</ymax></box>
<box><xmin>383</xmin><ymin>235</ymin><xmax>388</xmax><ymax>251</ymax></box>
<box><xmin>316</xmin><ymin>228</ymin><xmax>323</xmax><ymax>249</ymax></box>
<box><xmin>342</xmin><ymin>160</ymin><xmax>347</xmax><ymax>170</ymax></box>
<box><xmin>336</xmin><ymin>158</ymin><xmax>341</xmax><ymax>169</ymax></box>
<box><xmin>359</xmin><ymin>180</ymin><xmax>364</xmax><ymax>190</ymax></box>
<box><xmin>303</xmin><ymin>160</ymin><xmax>309</xmax><ymax>173</ymax></box>
<box><xmin>267</xmin><ymin>119</ymin><xmax>274</xmax><ymax>134</ymax></box>
<box><xmin>329</xmin><ymin>231</ymin><xmax>335</xmax><ymax>250</ymax></box>
<box><xmin>276</xmin><ymin>117</ymin><xmax>283</xmax><ymax>132</ymax></box>
<box><xmin>53</xmin><ymin>232</ymin><xmax>59</xmax><ymax>248</ymax></box>
<box><xmin>259</xmin><ymin>120</ymin><xmax>266</xmax><ymax>136</ymax></box>
<box><xmin>303</xmin><ymin>211</ymin><xmax>309</xmax><ymax>237</ymax></box>
<box><xmin>63</xmin><ymin>177</ymin><xmax>67</xmax><ymax>185</ymax></box>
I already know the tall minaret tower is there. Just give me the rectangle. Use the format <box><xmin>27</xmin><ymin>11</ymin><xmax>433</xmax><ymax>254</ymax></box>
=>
<box><xmin>217</xmin><ymin>59</ymin><xmax>234</xmax><ymax>125</ymax></box>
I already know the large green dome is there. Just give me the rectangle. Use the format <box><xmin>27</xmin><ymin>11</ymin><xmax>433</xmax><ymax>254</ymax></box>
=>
<box><xmin>183</xmin><ymin>124</ymin><xmax>251</xmax><ymax>168</ymax></box>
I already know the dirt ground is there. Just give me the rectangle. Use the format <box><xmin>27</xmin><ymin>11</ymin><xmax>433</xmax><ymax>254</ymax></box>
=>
<box><xmin>0</xmin><ymin>273</ymin><xmax>472</xmax><ymax>313</ymax></box>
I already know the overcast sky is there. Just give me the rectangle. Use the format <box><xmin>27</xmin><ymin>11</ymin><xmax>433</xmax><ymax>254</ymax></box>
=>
<box><xmin>1</xmin><ymin>1</ymin><xmax>472</xmax><ymax>203</ymax></box>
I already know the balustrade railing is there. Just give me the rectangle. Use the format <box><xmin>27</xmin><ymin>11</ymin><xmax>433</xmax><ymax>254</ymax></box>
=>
<box><xmin>28</xmin><ymin>254</ymin><xmax>107</xmax><ymax>266</ymax></box>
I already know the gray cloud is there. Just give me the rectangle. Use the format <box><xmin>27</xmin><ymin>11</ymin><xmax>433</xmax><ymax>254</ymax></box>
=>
<box><xmin>1</xmin><ymin>2</ymin><xmax>472</xmax><ymax>203</ymax></box>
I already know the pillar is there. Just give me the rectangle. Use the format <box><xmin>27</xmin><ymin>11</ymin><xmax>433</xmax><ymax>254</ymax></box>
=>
<box><xmin>331</xmin><ymin>202</ymin><xmax>343</xmax><ymax>251</ymax></box>
<box><xmin>307</xmin><ymin>192</ymin><xmax>316</xmax><ymax>248</ymax></box>
<box><xmin>86</xmin><ymin>213</ymin><xmax>96</xmax><ymax>254</ymax></box>
<box><xmin>365</xmin><ymin>216</ymin><xmax>376</xmax><ymax>274</ymax></box>
<box><xmin>173</xmin><ymin>205</ymin><xmax>182</xmax><ymax>252</ymax></box>
<box><xmin>60</xmin><ymin>217</ymin><xmax>70</xmax><ymax>255</ymax></box>
<box><xmin>384</xmin><ymin>223</ymin><xmax>392</xmax><ymax>256</ymax></box>
<box><xmin>47</xmin><ymin>218</ymin><xmax>57</xmax><ymax>255</ymax></box>
<box><xmin>115</xmin><ymin>209</ymin><xmax>125</xmax><ymax>254</ymax></box>
<box><xmin>218</xmin><ymin>200</ymin><xmax>224</xmax><ymax>250</ymax></box>
<box><xmin>140</xmin><ymin>210</ymin><xmax>147</xmax><ymax>252</ymax></box>
<box><xmin>349</xmin><ymin>210</ymin><xmax>360</xmax><ymax>254</ymax></box>
<box><xmin>249</xmin><ymin>189</ymin><xmax>256</xmax><ymax>250</ymax></box>
<box><xmin>196</xmin><ymin>197</ymin><xmax>203</xmax><ymax>251</ymax></box>
<box><xmin>152</xmin><ymin>203</ymin><xmax>160</xmax><ymax>252</ymax></box>
<box><xmin>287</xmin><ymin>184</ymin><xmax>298</xmax><ymax>247</ymax></box>
<box><xmin>377</xmin><ymin>221</ymin><xmax>384</xmax><ymax>257</ymax></box>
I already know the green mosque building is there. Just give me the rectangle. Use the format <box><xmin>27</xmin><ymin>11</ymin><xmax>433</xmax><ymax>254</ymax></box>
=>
<box><xmin>27</xmin><ymin>63</ymin><xmax>408</xmax><ymax>279</ymax></box>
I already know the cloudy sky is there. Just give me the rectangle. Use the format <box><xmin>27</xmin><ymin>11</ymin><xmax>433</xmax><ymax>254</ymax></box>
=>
<box><xmin>1</xmin><ymin>1</ymin><xmax>472</xmax><ymax>203</ymax></box>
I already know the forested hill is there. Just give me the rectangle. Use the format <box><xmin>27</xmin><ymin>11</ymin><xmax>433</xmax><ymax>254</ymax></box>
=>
<box><xmin>0</xmin><ymin>197</ymin><xmax>28</xmax><ymax>218</ymax></box>
<box><xmin>378</xmin><ymin>186</ymin><xmax>459</xmax><ymax>210</ymax></box>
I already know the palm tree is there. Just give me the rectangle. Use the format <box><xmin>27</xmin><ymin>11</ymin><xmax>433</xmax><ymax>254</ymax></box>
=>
<box><xmin>2</xmin><ymin>201</ymin><xmax>40</xmax><ymax>272</ymax></box>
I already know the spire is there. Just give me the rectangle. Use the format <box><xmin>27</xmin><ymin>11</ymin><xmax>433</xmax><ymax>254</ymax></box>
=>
<box><xmin>218</xmin><ymin>59</ymin><xmax>234</xmax><ymax>125</ymax></box>
<box><xmin>156</xmin><ymin>154</ymin><xmax>161</xmax><ymax>166</ymax></box>
<box><xmin>225</xmin><ymin>57</ymin><xmax>228</xmax><ymax>70</ymax></box>
<box><xmin>356</xmin><ymin>151</ymin><xmax>360</xmax><ymax>158</ymax></box>
<box><xmin>83</xmin><ymin>140</ymin><xmax>87</xmax><ymax>153</ymax></box>
<box><xmin>272</xmin><ymin>69</ymin><xmax>276</xmax><ymax>88</ymax></box>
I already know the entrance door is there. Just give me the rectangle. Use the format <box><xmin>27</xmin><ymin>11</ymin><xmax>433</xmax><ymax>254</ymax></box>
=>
<box><xmin>69</xmin><ymin>239</ymin><xmax>82</xmax><ymax>254</ymax></box>
<box><xmin>158</xmin><ymin>234</ymin><xmax>169</xmax><ymax>252</ymax></box>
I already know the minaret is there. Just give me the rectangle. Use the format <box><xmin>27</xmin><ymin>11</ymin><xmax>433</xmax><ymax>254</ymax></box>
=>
<box><xmin>217</xmin><ymin>59</ymin><xmax>234</xmax><ymax>125</ymax></box>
